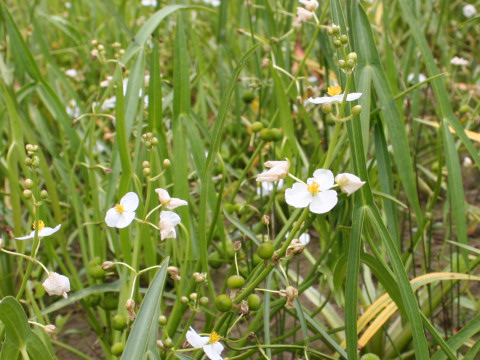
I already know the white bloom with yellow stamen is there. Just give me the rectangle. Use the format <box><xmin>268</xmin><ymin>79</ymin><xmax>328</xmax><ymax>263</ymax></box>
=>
<box><xmin>186</xmin><ymin>327</ymin><xmax>224</xmax><ymax>360</ymax></box>
<box><xmin>42</xmin><ymin>272</ymin><xmax>71</xmax><ymax>298</ymax></box>
<box><xmin>105</xmin><ymin>192</ymin><xmax>139</xmax><ymax>228</ymax></box>
<box><xmin>159</xmin><ymin>211</ymin><xmax>181</xmax><ymax>240</ymax></box>
<box><xmin>155</xmin><ymin>188</ymin><xmax>188</xmax><ymax>210</ymax></box>
<box><xmin>256</xmin><ymin>159</ymin><xmax>290</xmax><ymax>182</ymax></box>
<box><xmin>16</xmin><ymin>221</ymin><xmax>62</xmax><ymax>240</ymax></box>
<box><xmin>335</xmin><ymin>173</ymin><xmax>365</xmax><ymax>196</ymax></box>
<box><xmin>285</xmin><ymin>169</ymin><xmax>338</xmax><ymax>214</ymax></box>
<box><xmin>308</xmin><ymin>85</ymin><xmax>362</xmax><ymax>105</ymax></box>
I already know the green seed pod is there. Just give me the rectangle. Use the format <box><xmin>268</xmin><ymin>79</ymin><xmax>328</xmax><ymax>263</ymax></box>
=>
<box><xmin>459</xmin><ymin>105</ymin><xmax>470</xmax><ymax>114</ymax></box>
<box><xmin>259</xmin><ymin>128</ymin><xmax>274</xmax><ymax>141</ymax></box>
<box><xmin>251</xmin><ymin>121</ymin><xmax>263</xmax><ymax>133</ymax></box>
<box><xmin>158</xmin><ymin>315</ymin><xmax>168</xmax><ymax>325</ymax></box>
<box><xmin>270</xmin><ymin>128</ymin><xmax>282</xmax><ymax>141</ymax></box>
<box><xmin>257</xmin><ymin>242</ymin><xmax>274</xmax><ymax>260</ymax></box>
<box><xmin>223</xmin><ymin>203</ymin><xmax>235</xmax><ymax>214</ymax></box>
<box><xmin>164</xmin><ymin>338</ymin><xmax>174</xmax><ymax>348</ymax></box>
<box><xmin>321</xmin><ymin>103</ymin><xmax>333</xmax><ymax>114</ymax></box>
<box><xmin>102</xmin><ymin>293</ymin><xmax>119</xmax><ymax>310</ymax></box>
<box><xmin>242</xmin><ymin>90</ymin><xmax>255</xmax><ymax>104</ymax></box>
<box><xmin>85</xmin><ymin>294</ymin><xmax>101</xmax><ymax>307</ymax></box>
<box><xmin>248</xmin><ymin>294</ymin><xmax>261</xmax><ymax>311</ymax></box>
<box><xmin>208</xmin><ymin>251</ymin><xmax>223</xmax><ymax>269</ymax></box>
<box><xmin>215</xmin><ymin>294</ymin><xmax>233</xmax><ymax>312</ymax></box>
<box><xmin>224</xmin><ymin>241</ymin><xmax>235</xmax><ymax>259</ymax></box>
<box><xmin>88</xmin><ymin>264</ymin><xmax>105</xmax><ymax>279</ymax></box>
<box><xmin>227</xmin><ymin>275</ymin><xmax>245</xmax><ymax>289</ymax></box>
<box><xmin>111</xmin><ymin>342</ymin><xmax>125</xmax><ymax>356</ymax></box>
<box><xmin>112</xmin><ymin>314</ymin><xmax>127</xmax><ymax>330</ymax></box>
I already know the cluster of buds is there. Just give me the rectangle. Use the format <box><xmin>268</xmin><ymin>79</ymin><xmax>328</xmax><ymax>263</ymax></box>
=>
<box><xmin>327</xmin><ymin>24</ymin><xmax>347</xmax><ymax>48</ymax></box>
<box><xmin>112</xmin><ymin>41</ymin><xmax>125</xmax><ymax>60</ymax></box>
<box><xmin>142</xmin><ymin>132</ymin><xmax>159</xmax><ymax>150</ymax></box>
<box><xmin>25</xmin><ymin>144</ymin><xmax>40</xmax><ymax>168</ymax></box>
<box><xmin>142</xmin><ymin>161</ymin><xmax>151</xmax><ymax>177</ymax></box>
<box><xmin>90</xmin><ymin>39</ymin><xmax>106</xmax><ymax>63</ymax></box>
<box><xmin>285</xmin><ymin>238</ymin><xmax>306</xmax><ymax>257</ymax></box>
<box><xmin>167</xmin><ymin>266</ymin><xmax>181</xmax><ymax>281</ymax></box>
<box><xmin>338</xmin><ymin>52</ymin><xmax>358</xmax><ymax>74</ymax></box>
<box><xmin>193</xmin><ymin>272</ymin><xmax>207</xmax><ymax>283</ymax></box>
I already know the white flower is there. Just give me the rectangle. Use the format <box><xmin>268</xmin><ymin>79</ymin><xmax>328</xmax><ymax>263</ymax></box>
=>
<box><xmin>463</xmin><ymin>157</ymin><xmax>473</xmax><ymax>168</ymax></box>
<box><xmin>450</xmin><ymin>56</ymin><xmax>469</xmax><ymax>66</ymax></box>
<box><xmin>299</xmin><ymin>0</ymin><xmax>318</xmax><ymax>11</ymax></box>
<box><xmin>42</xmin><ymin>272</ymin><xmax>71</xmax><ymax>298</ymax></box>
<box><xmin>256</xmin><ymin>179</ymin><xmax>284</xmax><ymax>195</ymax></box>
<box><xmin>66</xmin><ymin>99</ymin><xmax>80</xmax><ymax>118</ymax></box>
<box><xmin>256</xmin><ymin>159</ymin><xmax>290</xmax><ymax>182</ymax></box>
<box><xmin>186</xmin><ymin>327</ymin><xmax>224</xmax><ymax>360</ymax></box>
<box><xmin>285</xmin><ymin>169</ymin><xmax>338</xmax><ymax>214</ymax></box>
<box><xmin>296</xmin><ymin>7</ymin><xmax>314</xmax><ymax>22</ymax></box>
<box><xmin>65</xmin><ymin>69</ymin><xmax>79</xmax><ymax>78</ymax></box>
<box><xmin>155</xmin><ymin>188</ymin><xmax>188</xmax><ymax>210</ymax></box>
<box><xmin>463</xmin><ymin>4</ymin><xmax>477</xmax><ymax>18</ymax></box>
<box><xmin>16</xmin><ymin>221</ymin><xmax>62</xmax><ymax>240</ymax></box>
<box><xmin>105</xmin><ymin>192</ymin><xmax>139</xmax><ymax>228</ymax></box>
<box><xmin>141</xmin><ymin>0</ymin><xmax>157</xmax><ymax>6</ymax></box>
<box><xmin>407</xmin><ymin>73</ymin><xmax>427</xmax><ymax>83</ymax></box>
<box><xmin>308</xmin><ymin>85</ymin><xmax>362</xmax><ymax>105</ymax></box>
<box><xmin>335</xmin><ymin>173</ymin><xmax>365</xmax><ymax>196</ymax></box>
<box><xmin>159</xmin><ymin>211</ymin><xmax>181</xmax><ymax>240</ymax></box>
<box><xmin>101</xmin><ymin>96</ymin><xmax>117</xmax><ymax>111</ymax></box>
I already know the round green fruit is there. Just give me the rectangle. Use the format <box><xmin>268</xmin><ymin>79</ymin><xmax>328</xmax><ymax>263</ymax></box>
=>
<box><xmin>248</xmin><ymin>294</ymin><xmax>261</xmax><ymax>311</ymax></box>
<box><xmin>102</xmin><ymin>293</ymin><xmax>119</xmax><ymax>310</ymax></box>
<box><xmin>111</xmin><ymin>342</ymin><xmax>125</xmax><ymax>356</ymax></box>
<box><xmin>251</xmin><ymin>121</ymin><xmax>263</xmax><ymax>133</ymax></box>
<box><xmin>227</xmin><ymin>275</ymin><xmax>245</xmax><ymax>289</ymax></box>
<box><xmin>112</xmin><ymin>314</ymin><xmax>127</xmax><ymax>331</ymax></box>
<box><xmin>88</xmin><ymin>264</ymin><xmax>105</xmax><ymax>279</ymax></box>
<box><xmin>208</xmin><ymin>252</ymin><xmax>223</xmax><ymax>269</ymax></box>
<box><xmin>242</xmin><ymin>90</ymin><xmax>255</xmax><ymax>103</ymax></box>
<box><xmin>257</xmin><ymin>242</ymin><xmax>274</xmax><ymax>260</ymax></box>
<box><xmin>259</xmin><ymin>128</ymin><xmax>274</xmax><ymax>141</ymax></box>
<box><xmin>270</xmin><ymin>128</ymin><xmax>282</xmax><ymax>141</ymax></box>
<box><xmin>215</xmin><ymin>294</ymin><xmax>233</xmax><ymax>312</ymax></box>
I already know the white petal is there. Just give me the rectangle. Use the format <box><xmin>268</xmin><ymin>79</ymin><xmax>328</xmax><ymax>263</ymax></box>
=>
<box><xmin>120</xmin><ymin>192</ymin><xmax>139</xmax><ymax>211</ymax></box>
<box><xmin>298</xmin><ymin>233</ymin><xmax>310</xmax><ymax>245</ymax></box>
<box><xmin>160</xmin><ymin>211</ymin><xmax>181</xmax><ymax>226</ymax></box>
<box><xmin>285</xmin><ymin>183</ymin><xmax>312</xmax><ymax>208</ymax></box>
<box><xmin>116</xmin><ymin>212</ymin><xmax>136</xmax><ymax>228</ymax></box>
<box><xmin>309</xmin><ymin>190</ymin><xmax>338</xmax><ymax>214</ymax></box>
<box><xmin>165</xmin><ymin>198</ymin><xmax>188</xmax><ymax>210</ymax></box>
<box><xmin>203</xmin><ymin>343</ymin><xmax>224</xmax><ymax>360</ymax></box>
<box><xmin>38</xmin><ymin>224</ymin><xmax>62</xmax><ymax>237</ymax></box>
<box><xmin>186</xmin><ymin>328</ymin><xmax>209</xmax><ymax>348</ymax></box>
<box><xmin>345</xmin><ymin>92</ymin><xmax>362</xmax><ymax>101</ymax></box>
<box><xmin>155</xmin><ymin>188</ymin><xmax>171</xmax><ymax>204</ymax></box>
<box><xmin>312</xmin><ymin>169</ymin><xmax>335</xmax><ymax>190</ymax></box>
<box><xmin>16</xmin><ymin>231</ymin><xmax>35</xmax><ymax>240</ymax></box>
<box><xmin>42</xmin><ymin>272</ymin><xmax>71</xmax><ymax>297</ymax></box>
<box><xmin>160</xmin><ymin>226</ymin><xmax>176</xmax><ymax>240</ymax></box>
<box><xmin>307</xmin><ymin>96</ymin><xmax>336</xmax><ymax>104</ymax></box>
<box><xmin>105</xmin><ymin>208</ymin><xmax>121</xmax><ymax>227</ymax></box>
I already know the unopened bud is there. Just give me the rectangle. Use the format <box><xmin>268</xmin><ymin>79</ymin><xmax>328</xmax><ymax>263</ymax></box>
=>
<box><xmin>24</xmin><ymin>179</ymin><xmax>34</xmax><ymax>189</ymax></box>
<box><xmin>158</xmin><ymin>315</ymin><xmax>167</xmax><ymax>325</ymax></box>
<box><xmin>340</xmin><ymin>34</ymin><xmax>349</xmax><ymax>44</ymax></box>
<box><xmin>163</xmin><ymin>159</ymin><xmax>171</xmax><ymax>169</ymax></box>
<box><xmin>189</xmin><ymin>292</ymin><xmax>198</xmax><ymax>301</ymax></box>
<box><xmin>333</xmin><ymin>39</ymin><xmax>342</xmax><ymax>48</ymax></box>
<box><xmin>24</xmin><ymin>157</ymin><xmax>32</xmax><ymax>166</ymax></box>
<box><xmin>23</xmin><ymin>189</ymin><xmax>33</xmax><ymax>199</ymax></box>
<box><xmin>348</xmin><ymin>52</ymin><xmax>357</xmax><ymax>62</ymax></box>
<box><xmin>352</xmin><ymin>105</ymin><xmax>362</xmax><ymax>116</ymax></box>
<box><xmin>193</xmin><ymin>272</ymin><xmax>207</xmax><ymax>283</ymax></box>
<box><xmin>102</xmin><ymin>261</ymin><xmax>114</xmax><ymax>270</ymax></box>
<box><xmin>181</xmin><ymin>296</ymin><xmax>189</xmax><ymax>304</ymax></box>
<box><xmin>338</xmin><ymin>59</ymin><xmax>346</xmax><ymax>69</ymax></box>
<box><xmin>199</xmin><ymin>296</ymin><xmax>209</xmax><ymax>306</ymax></box>
<box><xmin>164</xmin><ymin>338</ymin><xmax>174</xmax><ymax>348</ymax></box>
<box><xmin>167</xmin><ymin>266</ymin><xmax>181</xmax><ymax>281</ymax></box>
<box><xmin>143</xmin><ymin>167</ymin><xmax>151</xmax><ymax>176</ymax></box>
<box><xmin>32</xmin><ymin>156</ymin><xmax>40</xmax><ymax>168</ymax></box>
<box><xmin>40</xmin><ymin>190</ymin><xmax>48</xmax><ymax>199</ymax></box>
<box><xmin>44</xmin><ymin>324</ymin><xmax>57</xmax><ymax>335</ymax></box>
<box><xmin>142</xmin><ymin>161</ymin><xmax>150</xmax><ymax>168</ymax></box>
<box><xmin>321</xmin><ymin>103</ymin><xmax>333</xmax><ymax>114</ymax></box>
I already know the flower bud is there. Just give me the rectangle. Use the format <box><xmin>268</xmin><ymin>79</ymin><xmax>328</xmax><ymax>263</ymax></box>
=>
<box><xmin>143</xmin><ymin>167</ymin><xmax>151</xmax><ymax>176</ymax></box>
<box><xmin>163</xmin><ymin>159</ymin><xmax>171</xmax><ymax>168</ymax></box>
<box><xmin>102</xmin><ymin>261</ymin><xmax>114</xmax><ymax>270</ymax></box>
<box><xmin>24</xmin><ymin>157</ymin><xmax>32</xmax><ymax>166</ymax></box>
<box><xmin>333</xmin><ymin>39</ymin><xmax>342</xmax><ymax>48</ymax></box>
<box><xmin>321</xmin><ymin>103</ymin><xmax>333</xmax><ymax>114</ymax></box>
<box><xmin>23</xmin><ymin>189</ymin><xmax>33</xmax><ymax>199</ymax></box>
<box><xmin>348</xmin><ymin>52</ymin><xmax>358</xmax><ymax>62</ymax></box>
<box><xmin>24</xmin><ymin>179</ymin><xmax>34</xmax><ymax>189</ymax></box>
<box><xmin>164</xmin><ymin>338</ymin><xmax>174</xmax><ymax>348</ymax></box>
<box><xmin>338</xmin><ymin>59</ymin><xmax>346</xmax><ymax>69</ymax></box>
<box><xmin>193</xmin><ymin>272</ymin><xmax>207</xmax><ymax>283</ymax></box>
<box><xmin>189</xmin><ymin>292</ymin><xmax>198</xmax><ymax>301</ymax></box>
<box><xmin>346</xmin><ymin>59</ymin><xmax>356</xmax><ymax>69</ymax></box>
<box><xmin>340</xmin><ymin>34</ymin><xmax>349</xmax><ymax>44</ymax></box>
<box><xmin>40</xmin><ymin>190</ymin><xmax>48</xmax><ymax>199</ymax></box>
<box><xmin>32</xmin><ymin>156</ymin><xmax>40</xmax><ymax>168</ymax></box>
<box><xmin>167</xmin><ymin>266</ymin><xmax>181</xmax><ymax>281</ymax></box>
<box><xmin>142</xmin><ymin>161</ymin><xmax>150</xmax><ymax>168</ymax></box>
<box><xmin>352</xmin><ymin>105</ymin><xmax>362</xmax><ymax>116</ymax></box>
<box><xmin>158</xmin><ymin>315</ymin><xmax>167</xmax><ymax>325</ymax></box>
<box><xmin>181</xmin><ymin>296</ymin><xmax>189</xmax><ymax>304</ymax></box>
<box><xmin>44</xmin><ymin>324</ymin><xmax>57</xmax><ymax>335</ymax></box>
<box><xmin>199</xmin><ymin>296</ymin><xmax>209</xmax><ymax>306</ymax></box>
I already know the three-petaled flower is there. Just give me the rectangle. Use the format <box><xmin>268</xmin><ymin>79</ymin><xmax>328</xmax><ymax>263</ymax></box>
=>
<box><xmin>42</xmin><ymin>272</ymin><xmax>71</xmax><ymax>298</ymax></box>
<box><xmin>285</xmin><ymin>169</ymin><xmax>338</xmax><ymax>214</ymax></box>
<box><xmin>186</xmin><ymin>327</ymin><xmax>224</xmax><ymax>360</ymax></box>
<box><xmin>308</xmin><ymin>85</ymin><xmax>362</xmax><ymax>105</ymax></box>
<box><xmin>105</xmin><ymin>192</ymin><xmax>139</xmax><ymax>228</ymax></box>
<box><xmin>159</xmin><ymin>211</ymin><xmax>181</xmax><ymax>240</ymax></box>
<box><xmin>16</xmin><ymin>221</ymin><xmax>62</xmax><ymax>240</ymax></box>
<box><xmin>155</xmin><ymin>188</ymin><xmax>188</xmax><ymax>210</ymax></box>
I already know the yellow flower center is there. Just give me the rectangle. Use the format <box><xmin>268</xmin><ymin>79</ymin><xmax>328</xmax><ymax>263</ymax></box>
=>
<box><xmin>209</xmin><ymin>331</ymin><xmax>221</xmax><ymax>343</ymax></box>
<box><xmin>115</xmin><ymin>204</ymin><xmax>125</xmax><ymax>213</ymax></box>
<box><xmin>327</xmin><ymin>85</ymin><xmax>342</xmax><ymax>96</ymax></box>
<box><xmin>307</xmin><ymin>181</ymin><xmax>320</xmax><ymax>194</ymax></box>
<box><xmin>33</xmin><ymin>220</ymin><xmax>45</xmax><ymax>231</ymax></box>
